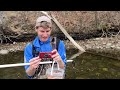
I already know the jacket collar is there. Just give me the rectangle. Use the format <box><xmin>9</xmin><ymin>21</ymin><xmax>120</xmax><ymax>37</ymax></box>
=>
<box><xmin>33</xmin><ymin>36</ymin><xmax>51</xmax><ymax>47</ymax></box>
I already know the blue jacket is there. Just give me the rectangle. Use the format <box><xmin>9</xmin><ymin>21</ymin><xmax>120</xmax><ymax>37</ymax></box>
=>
<box><xmin>24</xmin><ymin>36</ymin><xmax>66</xmax><ymax>78</ymax></box>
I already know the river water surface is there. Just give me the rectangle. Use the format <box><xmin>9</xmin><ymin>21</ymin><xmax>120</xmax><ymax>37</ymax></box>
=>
<box><xmin>0</xmin><ymin>49</ymin><xmax>120</xmax><ymax>79</ymax></box>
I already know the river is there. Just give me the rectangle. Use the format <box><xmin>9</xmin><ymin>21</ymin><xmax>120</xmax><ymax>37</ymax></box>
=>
<box><xmin>0</xmin><ymin>49</ymin><xmax>120</xmax><ymax>79</ymax></box>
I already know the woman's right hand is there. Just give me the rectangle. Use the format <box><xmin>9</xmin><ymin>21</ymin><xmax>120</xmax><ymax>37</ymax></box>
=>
<box><xmin>29</xmin><ymin>56</ymin><xmax>42</xmax><ymax>69</ymax></box>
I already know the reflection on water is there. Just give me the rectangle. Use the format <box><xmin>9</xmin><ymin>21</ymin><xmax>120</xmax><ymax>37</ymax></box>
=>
<box><xmin>0</xmin><ymin>49</ymin><xmax>120</xmax><ymax>79</ymax></box>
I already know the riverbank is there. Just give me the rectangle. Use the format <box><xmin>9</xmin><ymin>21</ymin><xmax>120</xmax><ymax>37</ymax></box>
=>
<box><xmin>0</xmin><ymin>36</ymin><xmax>120</xmax><ymax>59</ymax></box>
<box><xmin>65</xmin><ymin>36</ymin><xmax>120</xmax><ymax>50</ymax></box>
<box><xmin>65</xmin><ymin>36</ymin><xmax>120</xmax><ymax>60</ymax></box>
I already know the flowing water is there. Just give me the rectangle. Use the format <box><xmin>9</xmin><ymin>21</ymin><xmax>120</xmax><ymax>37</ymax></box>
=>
<box><xmin>0</xmin><ymin>49</ymin><xmax>120</xmax><ymax>79</ymax></box>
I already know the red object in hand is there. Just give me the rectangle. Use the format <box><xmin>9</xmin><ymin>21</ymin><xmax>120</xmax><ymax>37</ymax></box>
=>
<box><xmin>39</xmin><ymin>51</ymin><xmax>56</xmax><ymax>59</ymax></box>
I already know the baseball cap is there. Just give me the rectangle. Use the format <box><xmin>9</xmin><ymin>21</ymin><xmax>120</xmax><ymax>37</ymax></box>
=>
<box><xmin>35</xmin><ymin>16</ymin><xmax>52</xmax><ymax>27</ymax></box>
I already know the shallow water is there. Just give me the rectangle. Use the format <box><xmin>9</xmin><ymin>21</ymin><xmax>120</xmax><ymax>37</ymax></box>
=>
<box><xmin>0</xmin><ymin>49</ymin><xmax>120</xmax><ymax>79</ymax></box>
<box><xmin>66</xmin><ymin>49</ymin><xmax>120</xmax><ymax>79</ymax></box>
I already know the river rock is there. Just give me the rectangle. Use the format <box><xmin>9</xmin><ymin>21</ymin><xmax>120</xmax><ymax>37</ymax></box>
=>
<box><xmin>110</xmin><ymin>45</ymin><xmax>115</xmax><ymax>49</ymax></box>
<box><xmin>85</xmin><ymin>45</ymin><xmax>91</xmax><ymax>49</ymax></box>
<box><xmin>0</xmin><ymin>49</ymin><xmax>9</xmax><ymax>55</ymax></box>
<box><xmin>116</xmin><ymin>47</ymin><xmax>120</xmax><ymax>50</ymax></box>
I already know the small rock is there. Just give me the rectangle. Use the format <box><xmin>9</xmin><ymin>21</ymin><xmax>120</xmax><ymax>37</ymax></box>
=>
<box><xmin>9</xmin><ymin>48</ymin><xmax>15</xmax><ymax>52</ymax></box>
<box><xmin>13</xmin><ymin>42</ymin><xmax>16</xmax><ymax>44</ymax></box>
<box><xmin>103</xmin><ymin>42</ymin><xmax>106</xmax><ymax>45</ymax></box>
<box><xmin>116</xmin><ymin>47</ymin><xmax>120</xmax><ymax>49</ymax></box>
<box><xmin>95</xmin><ymin>38</ymin><xmax>100</xmax><ymax>40</ymax></box>
<box><xmin>96</xmin><ymin>46</ymin><xmax>100</xmax><ymax>49</ymax></box>
<box><xmin>0</xmin><ymin>49</ymin><xmax>9</xmax><ymax>55</ymax></box>
<box><xmin>106</xmin><ymin>43</ymin><xmax>112</xmax><ymax>46</ymax></box>
<box><xmin>111</xmin><ymin>45</ymin><xmax>115</xmax><ymax>49</ymax></box>
<box><xmin>85</xmin><ymin>45</ymin><xmax>91</xmax><ymax>49</ymax></box>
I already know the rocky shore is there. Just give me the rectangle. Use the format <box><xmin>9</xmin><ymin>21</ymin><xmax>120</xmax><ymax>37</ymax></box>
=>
<box><xmin>65</xmin><ymin>36</ymin><xmax>120</xmax><ymax>60</ymax></box>
<box><xmin>0</xmin><ymin>37</ymin><xmax>120</xmax><ymax>59</ymax></box>
<box><xmin>65</xmin><ymin>37</ymin><xmax>120</xmax><ymax>51</ymax></box>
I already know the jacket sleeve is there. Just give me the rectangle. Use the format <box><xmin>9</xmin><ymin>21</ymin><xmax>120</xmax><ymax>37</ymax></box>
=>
<box><xmin>58</xmin><ymin>40</ymin><xmax>67</xmax><ymax>65</ymax></box>
<box><xmin>24</xmin><ymin>43</ymin><xmax>33</xmax><ymax>70</ymax></box>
